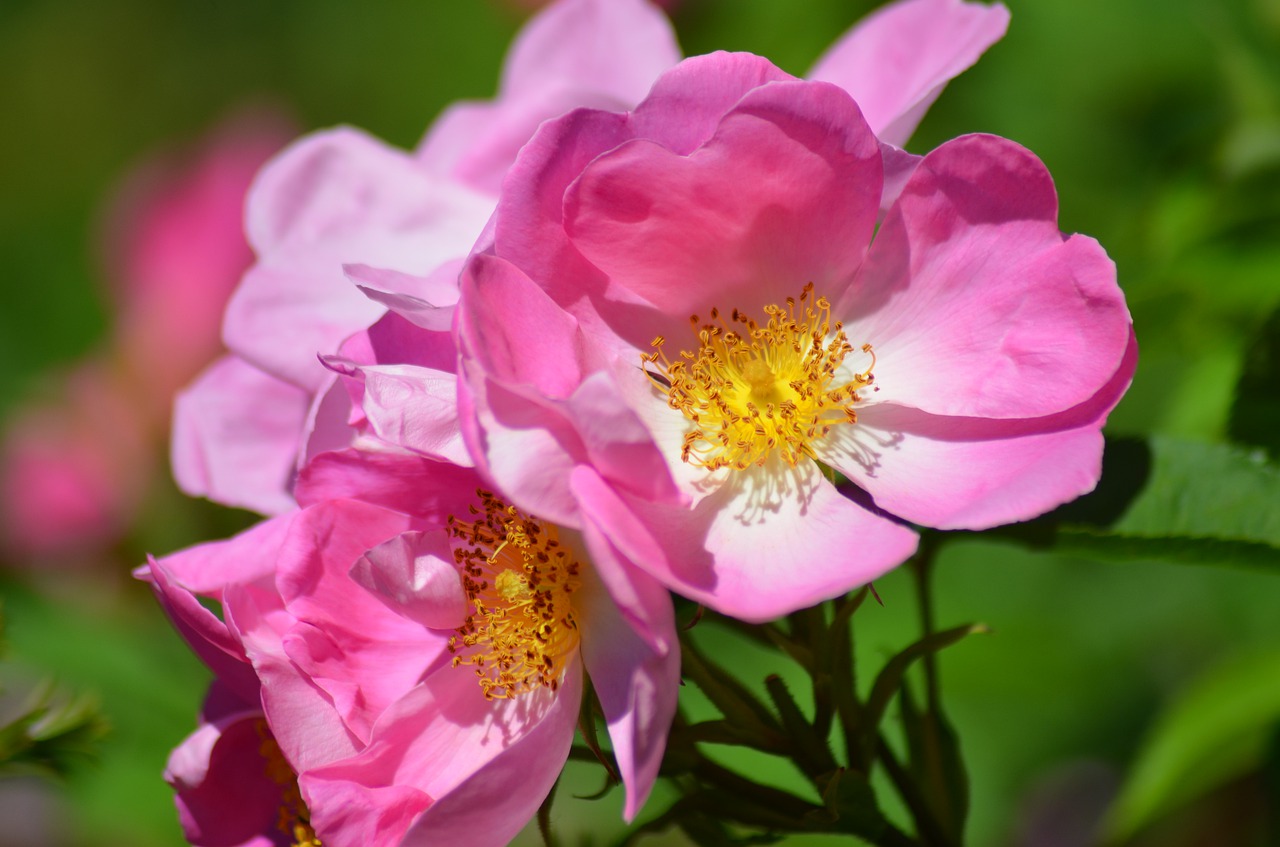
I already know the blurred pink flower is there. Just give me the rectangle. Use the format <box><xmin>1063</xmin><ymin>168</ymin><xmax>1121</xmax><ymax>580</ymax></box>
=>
<box><xmin>452</xmin><ymin>52</ymin><xmax>1136</xmax><ymax>621</ymax></box>
<box><xmin>0</xmin><ymin>109</ymin><xmax>293</xmax><ymax>561</ymax></box>
<box><xmin>144</xmin><ymin>443</ymin><xmax>677</xmax><ymax>846</ymax></box>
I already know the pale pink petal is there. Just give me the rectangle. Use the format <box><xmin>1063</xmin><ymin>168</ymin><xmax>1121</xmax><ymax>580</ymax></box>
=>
<box><xmin>417</xmin><ymin>0</ymin><xmax>680</xmax><ymax>192</ymax></box>
<box><xmin>575</xmin><ymin>460</ymin><xmax>919</xmax><ymax>622</ymax></box>
<box><xmin>845</xmin><ymin>134</ymin><xmax>1131</xmax><ymax>419</ymax></box>
<box><xmin>329</xmin><ymin>360</ymin><xmax>471</xmax><ymax>466</ymax></box>
<box><xmin>809</xmin><ymin>0</ymin><xmax>1010</xmax><ymax>147</ymax></box>
<box><xmin>351</xmin><ymin>260</ymin><xmax>462</xmax><ymax>333</ymax></box>
<box><xmin>376</xmin><ymin>659</ymin><xmax>582</xmax><ymax>847</ymax></box>
<box><xmin>565</xmin><ymin>372</ymin><xmax>680</xmax><ymax>504</ymax></box>
<box><xmin>229</xmin><ymin>127</ymin><xmax>492</xmax><ymax>389</ymax></box>
<box><xmin>567</xmin><ymin>78</ymin><xmax>881</xmax><ymax>319</ymax></box>
<box><xmin>350</xmin><ymin>530</ymin><xmax>468</xmax><ymax>630</ymax></box>
<box><xmin>831</xmin><ymin>329</ymin><xmax>1138</xmax><ymax>529</ymax></box>
<box><xmin>572</xmin><ymin>525</ymin><xmax>678</xmax><ymax>819</ymax></box>
<box><xmin>300</xmin><ymin>374</ymin><xmax>355</xmax><ymax>466</ymax></box>
<box><xmin>172</xmin><ymin>355</ymin><xmax>309</xmax><ymax>515</ymax></box>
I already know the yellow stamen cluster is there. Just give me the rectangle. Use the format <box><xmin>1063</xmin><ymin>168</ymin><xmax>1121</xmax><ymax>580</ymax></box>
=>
<box><xmin>257</xmin><ymin>721</ymin><xmax>322</xmax><ymax>847</ymax></box>
<box><xmin>447</xmin><ymin>490</ymin><xmax>582</xmax><ymax>700</ymax></box>
<box><xmin>642</xmin><ymin>283</ymin><xmax>874</xmax><ymax>471</ymax></box>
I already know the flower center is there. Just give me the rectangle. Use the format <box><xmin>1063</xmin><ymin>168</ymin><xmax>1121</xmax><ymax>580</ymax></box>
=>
<box><xmin>447</xmin><ymin>490</ymin><xmax>582</xmax><ymax>700</ymax></box>
<box><xmin>257</xmin><ymin>721</ymin><xmax>322</xmax><ymax>847</ymax></box>
<box><xmin>643</xmin><ymin>283</ymin><xmax>874</xmax><ymax>471</ymax></box>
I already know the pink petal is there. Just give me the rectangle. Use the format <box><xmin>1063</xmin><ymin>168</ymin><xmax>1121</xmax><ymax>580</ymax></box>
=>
<box><xmin>229</xmin><ymin>128</ymin><xmax>492</xmax><ymax>389</ymax></box>
<box><xmin>350</xmin><ymin>530</ymin><xmax>468</xmax><ymax>630</ymax></box>
<box><xmin>458</xmin><ymin>254</ymin><xmax>586</xmax><ymax>398</ymax></box>
<box><xmin>350</xmin><ymin>261</ymin><xmax>462</xmax><ymax>333</ymax></box>
<box><xmin>832</xmin><ymin>328</ymin><xmax>1138</xmax><ymax>529</ymax></box>
<box><xmin>224</xmin><ymin>581</ymin><xmax>362</xmax><ymax>773</ymax></box>
<box><xmin>382</xmin><ymin>659</ymin><xmax>582</xmax><ymax>847</ymax></box>
<box><xmin>172</xmin><ymin>355</ymin><xmax>309</xmax><ymax>515</ymax></box>
<box><xmin>294</xmin><ymin>449</ymin><xmax>483</xmax><ymax>524</ymax></box>
<box><xmin>567</xmin><ymin>78</ymin><xmax>881</xmax><ymax>320</ymax></box>
<box><xmin>575</xmin><ymin>460</ymin><xmax>919</xmax><ymax>622</ymax></box>
<box><xmin>166</xmin><ymin>711</ymin><xmax>282</xmax><ymax>847</ymax></box>
<box><xmin>272</xmin><ymin>502</ymin><xmax>448</xmax><ymax>739</ymax></box>
<box><xmin>334</xmin><ymin>362</ymin><xmax>471</xmax><ymax>466</ymax></box>
<box><xmin>417</xmin><ymin>0</ymin><xmax>679</xmax><ymax>192</ymax></box>
<box><xmin>809</xmin><ymin>0</ymin><xmax>1010</xmax><ymax>148</ymax></box>
<box><xmin>845</xmin><ymin>134</ymin><xmax>1131</xmax><ymax>420</ymax></box>
<box><xmin>631</xmin><ymin>52</ymin><xmax>795</xmax><ymax>155</ymax></box>
<box><xmin>572</xmin><ymin>531</ymin><xmax>678</xmax><ymax>819</ymax></box>
<box><xmin>141</xmin><ymin>557</ymin><xmax>260</xmax><ymax>705</ymax></box>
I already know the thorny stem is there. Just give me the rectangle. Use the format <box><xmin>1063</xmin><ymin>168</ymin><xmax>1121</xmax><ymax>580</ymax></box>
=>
<box><xmin>911</xmin><ymin>537</ymin><xmax>942</xmax><ymax>713</ymax></box>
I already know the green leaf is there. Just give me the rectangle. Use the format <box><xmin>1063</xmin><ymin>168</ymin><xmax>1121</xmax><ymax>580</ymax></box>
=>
<box><xmin>1229</xmin><ymin>306</ymin><xmax>1280</xmax><ymax>458</ymax></box>
<box><xmin>991</xmin><ymin>436</ymin><xmax>1280</xmax><ymax>572</ymax></box>
<box><xmin>1102</xmin><ymin>648</ymin><xmax>1280</xmax><ymax>841</ymax></box>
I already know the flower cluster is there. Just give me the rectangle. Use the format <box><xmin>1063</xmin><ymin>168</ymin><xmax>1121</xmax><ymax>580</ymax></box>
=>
<box><xmin>145</xmin><ymin>0</ymin><xmax>1133</xmax><ymax>845</ymax></box>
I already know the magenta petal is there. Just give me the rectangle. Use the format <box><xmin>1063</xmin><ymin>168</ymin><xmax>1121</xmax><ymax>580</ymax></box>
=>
<box><xmin>167</xmin><ymin>712</ymin><xmax>282</xmax><ymax>847</ymax></box>
<box><xmin>809</xmin><ymin>0</ymin><xmax>1010</xmax><ymax>147</ymax></box>
<box><xmin>567</xmin><ymin>79</ymin><xmax>881</xmax><ymax>318</ymax></box>
<box><xmin>294</xmin><ymin>449</ymin><xmax>483</xmax><ymax>523</ymax></box>
<box><xmin>172</xmin><ymin>355</ymin><xmax>309</xmax><ymax>516</ymax></box>
<box><xmin>350</xmin><ymin>530</ymin><xmax>468</xmax><ymax>630</ymax></box>
<box><xmin>418</xmin><ymin>0</ymin><xmax>678</xmax><ymax>193</ymax></box>
<box><xmin>573</xmin><ymin>543</ymin><xmax>678</xmax><ymax>820</ymax></box>
<box><xmin>837</xmin><ymin>329</ymin><xmax>1138</xmax><ymax>530</ymax></box>
<box><xmin>847</xmin><ymin>134</ymin><xmax>1131</xmax><ymax>420</ymax></box>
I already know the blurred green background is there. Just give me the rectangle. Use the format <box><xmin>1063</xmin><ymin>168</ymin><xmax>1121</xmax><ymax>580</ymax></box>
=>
<box><xmin>2</xmin><ymin>0</ymin><xmax>1279</xmax><ymax>844</ymax></box>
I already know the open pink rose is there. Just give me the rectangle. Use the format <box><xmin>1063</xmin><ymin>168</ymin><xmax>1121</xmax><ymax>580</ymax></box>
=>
<box><xmin>451</xmin><ymin>52</ymin><xmax>1135</xmax><ymax>622</ymax></box>
<box><xmin>172</xmin><ymin>0</ymin><xmax>1009</xmax><ymax>518</ymax></box>
<box><xmin>145</xmin><ymin>442</ymin><xmax>678</xmax><ymax>846</ymax></box>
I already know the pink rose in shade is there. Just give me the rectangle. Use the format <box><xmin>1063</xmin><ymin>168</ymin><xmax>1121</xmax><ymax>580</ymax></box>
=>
<box><xmin>451</xmin><ymin>51</ymin><xmax>1136</xmax><ymax>623</ymax></box>
<box><xmin>172</xmin><ymin>0</ymin><xmax>683</xmax><ymax>517</ymax></box>
<box><xmin>144</xmin><ymin>443</ymin><xmax>678</xmax><ymax>846</ymax></box>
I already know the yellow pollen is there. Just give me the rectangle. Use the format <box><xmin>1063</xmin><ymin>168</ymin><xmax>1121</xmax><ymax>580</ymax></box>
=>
<box><xmin>642</xmin><ymin>283</ymin><xmax>874</xmax><ymax>471</ymax></box>
<box><xmin>446</xmin><ymin>490</ymin><xmax>582</xmax><ymax>700</ymax></box>
<box><xmin>257</xmin><ymin>721</ymin><xmax>322</xmax><ymax>847</ymax></box>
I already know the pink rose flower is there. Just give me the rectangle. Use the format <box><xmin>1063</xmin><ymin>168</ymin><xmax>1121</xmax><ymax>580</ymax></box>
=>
<box><xmin>171</xmin><ymin>0</ymin><xmax>1009</xmax><ymax>518</ymax></box>
<box><xmin>451</xmin><ymin>52</ymin><xmax>1136</xmax><ymax>622</ymax></box>
<box><xmin>145</xmin><ymin>442</ymin><xmax>678</xmax><ymax>846</ymax></box>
